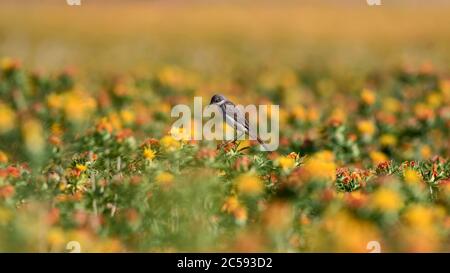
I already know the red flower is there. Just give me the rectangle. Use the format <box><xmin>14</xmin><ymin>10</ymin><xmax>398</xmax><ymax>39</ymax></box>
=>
<box><xmin>48</xmin><ymin>135</ymin><xmax>62</xmax><ymax>146</ymax></box>
<box><xmin>234</xmin><ymin>156</ymin><xmax>251</xmax><ymax>171</ymax></box>
<box><xmin>344</xmin><ymin>192</ymin><xmax>368</xmax><ymax>208</ymax></box>
<box><xmin>0</xmin><ymin>185</ymin><xmax>15</xmax><ymax>199</ymax></box>
<box><xmin>6</xmin><ymin>166</ymin><xmax>20</xmax><ymax>178</ymax></box>
<box><xmin>125</xmin><ymin>208</ymin><xmax>139</xmax><ymax>223</ymax></box>
<box><xmin>320</xmin><ymin>188</ymin><xmax>335</xmax><ymax>202</ymax></box>
<box><xmin>141</xmin><ymin>138</ymin><xmax>159</xmax><ymax>147</ymax></box>
<box><xmin>130</xmin><ymin>175</ymin><xmax>142</xmax><ymax>186</ymax></box>
<box><xmin>267</xmin><ymin>152</ymin><xmax>279</xmax><ymax>161</ymax></box>
<box><xmin>116</xmin><ymin>128</ymin><xmax>133</xmax><ymax>142</ymax></box>
<box><xmin>196</xmin><ymin>148</ymin><xmax>217</xmax><ymax>160</ymax></box>
<box><xmin>47</xmin><ymin>208</ymin><xmax>60</xmax><ymax>225</ymax></box>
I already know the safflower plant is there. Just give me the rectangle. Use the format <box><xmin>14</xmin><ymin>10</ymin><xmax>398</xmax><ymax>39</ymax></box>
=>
<box><xmin>0</xmin><ymin>58</ymin><xmax>449</xmax><ymax>253</ymax></box>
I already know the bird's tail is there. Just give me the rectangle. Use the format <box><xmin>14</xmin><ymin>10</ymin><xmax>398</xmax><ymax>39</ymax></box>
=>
<box><xmin>246</xmin><ymin>129</ymin><xmax>270</xmax><ymax>151</ymax></box>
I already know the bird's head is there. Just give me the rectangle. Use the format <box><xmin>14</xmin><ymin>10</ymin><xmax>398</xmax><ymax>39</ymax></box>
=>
<box><xmin>210</xmin><ymin>94</ymin><xmax>226</xmax><ymax>105</ymax></box>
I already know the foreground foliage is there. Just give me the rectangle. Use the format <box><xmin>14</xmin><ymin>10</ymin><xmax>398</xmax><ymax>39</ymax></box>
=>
<box><xmin>0</xmin><ymin>59</ymin><xmax>449</xmax><ymax>252</ymax></box>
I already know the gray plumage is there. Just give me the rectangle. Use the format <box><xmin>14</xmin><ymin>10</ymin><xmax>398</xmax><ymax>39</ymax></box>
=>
<box><xmin>209</xmin><ymin>94</ymin><xmax>268</xmax><ymax>150</ymax></box>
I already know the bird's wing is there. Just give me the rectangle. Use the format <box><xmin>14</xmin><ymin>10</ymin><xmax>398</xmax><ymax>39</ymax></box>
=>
<box><xmin>220</xmin><ymin>101</ymin><xmax>269</xmax><ymax>150</ymax></box>
<box><xmin>221</xmin><ymin>101</ymin><xmax>249</xmax><ymax>131</ymax></box>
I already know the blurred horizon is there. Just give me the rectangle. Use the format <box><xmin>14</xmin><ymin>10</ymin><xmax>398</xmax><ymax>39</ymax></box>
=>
<box><xmin>0</xmin><ymin>0</ymin><xmax>450</xmax><ymax>78</ymax></box>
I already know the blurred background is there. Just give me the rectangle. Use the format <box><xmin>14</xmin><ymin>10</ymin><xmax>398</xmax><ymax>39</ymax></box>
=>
<box><xmin>0</xmin><ymin>0</ymin><xmax>450</xmax><ymax>253</ymax></box>
<box><xmin>0</xmin><ymin>0</ymin><xmax>449</xmax><ymax>78</ymax></box>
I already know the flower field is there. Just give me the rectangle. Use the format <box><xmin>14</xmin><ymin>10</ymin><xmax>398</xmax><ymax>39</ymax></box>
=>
<box><xmin>0</xmin><ymin>1</ymin><xmax>449</xmax><ymax>252</ymax></box>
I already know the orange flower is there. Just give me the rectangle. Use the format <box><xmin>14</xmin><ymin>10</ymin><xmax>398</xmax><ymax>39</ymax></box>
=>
<box><xmin>262</xmin><ymin>201</ymin><xmax>294</xmax><ymax>232</ymax></box>
<box><xmin>116</xmin><ymin>129</ymin><xmax>133</xmax><ymax>142</ymax></box>
<box><xmin>235</xmin><ymin>173</ymin><xmax>264</xmax><ymax>195</ymax></box>
<box><xmin>96</xmin><ymin>117</ymin><xmax>114</xmax><ymax>133</ymax></box>
<box><xmin>345</xmin><ymin>191</ymin><xmax>368</xmax><ymax>208</ymax></box>
<box><xmin>361</xmin><ymin>88</ymin><xmax>376</xmax><ymax>105</ymax></box>
<box><xmin>0</xmin><ymin>185</ymin><xmax>15</xmax><ymax>199</ymax></box>
<box><xmin>0</xmin><ymin>151</ymin><xmax>8</xmax><ymax>164</ymax></box>
<box><xmin>222</xmin><ymin>196</ymin><xmax>240</xmax><ymax>214</ymax></box>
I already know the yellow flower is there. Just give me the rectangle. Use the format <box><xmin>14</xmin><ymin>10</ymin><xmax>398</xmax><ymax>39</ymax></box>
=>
<box><xmin>291</xmin><ymin>105</ymin><xmax>306</xmax><ymax>121</ymax></box>
<box><xmin>316</xmin><ymin>210</ymin><xmax>381</xmax><ymax>252</ymax></box>
<box><xmin>155</xmin><ymin>172</ymin><xmax>174</xmax><ymax>186</ymax></box>
<box><xmin>400</xmin><ymin>204</ymin><xmax>444</xmax><ymax>251</ymax></box>
<box><xmin>403</xmin><ymin>205</ymin><xmax>433</xmax><ymax>228</ymax></box>
<box><xmin>315</xmin><ymin>150</ymin><xmax>335</xmax><ymax>161</ymax></box>
<box><xmin>222</xmin><ymin>196</ymin><xmax>240</xmax><ymax>213</ymax></box>
<box><xmin>75</xmin><ymin>164</ymin><xmax>87</xmax><ymax>172</ymax></box>
<box><xmin>379</xmin><ymin>134</ymin><xmax>397</xmax><ymax>147</ymax></box>
<box><xmin>371</xmin><ymin>187</ymin><xmax>403</xmax><ymax>212</ymax></box>
<box><xmin>357</xmin><ymin>120</ymin><xmax>376</xmax><ymax>137</ymax></box>
<box><xmin>64</xmin><ymin>91</ymin><xmax>97</xmax><ymax>123</ymax></box>
<box><xmin>276</xmin><ymin>156</ymin><xmax>296</xmax><ymax>172</ymax></box>
<box><xmin>329</xmin><ymin>108</ymin><xmax>347</xmax><ymax>123</ymax></box>
<box><xmin>370</xmin><ymin>151</ymin><xmax>388</xmax><ymax>165</ymax></box>
<box><xmin>307</xmin><ymin>107</ymin><xmax>319</xmax><ymax>123</ymax></box>
<box><xmin>1</xmin><ymin>57</ymin><xmax>20</xmax><ymax>70</ymax></box>
<box><xmin>235</xmin><ymin>173</ymin><xmax>264</xmax><ymax>195</ymax></box>
<box><xmin>420</xmin><ymin>145</ymin><xmax>432</xmax><ymax>159</ymax></box>
<box><xmin>1</xmin><ymin>57</ymin><xmax>12</xmax><ymax>70</ymax></box>
<box><xmin>0</xmin><ymin>150</ymin><xmax>8</xmax><ymax>164</ymax></box>
<box><xmin>143</xmin><ymin>147</ymin><xmax>156</xmax><ymax>161</ymax></box>
<box><xmin>382</xmin><ymin>97</ymin><xmax>401</xmax><ymax>113</ymax></box>
<box><xmin>107</xmin><ymin>112</ymin><xmax>122</xmax><ymax>131</ymax></box>
<box><xmin>47</xmin><ymin>90</ymin><xmax>97</xmax><ymax>124</ymax></box>
<box><xmin>51</xmin><ymin>123</ymin><xmax>64</xmax><ymax>136</ymax></box>
<box><xmin>22</xmin><ymin>119</ymin><xmax>45</xmax><ymax>155</ymax></box>
<box><xmin>0</xmin><ymin>102</ymin><xmax>16</xmax><ymax>134</ymax></box>
<box><xmin>59</xmin><ymin>182</ymin><xmax>67</xmax><ymax>191</ymax></box>
<box><xmin>301</xmin><ymin>151</ymin><xmax>336</xmax><ymax>181</ymax></box>
<box><xmin>160</xmin><ymin>135</ymin><xmax>181</xmax><ymax>151</ymax></box>
<box><xmin>427</xmin><ymin>92</ymin><xmax>442</xmax><ymax>108</ymax></box>
<box><xmin>47</xmin><ymin>227</ymin><xmax>66</xmax><ymax>250</ymax></box>
<box><xmin>361</xmin><ymin>88</ymin><xmax>376</xmax><ymax>105</ymax></box>
<box><xmin>47</xmin><ymin>93</ymin><xmax>64</xmax><ymax>110</ymax></box>
<box><xmin>403</xmin><ymin>169</ymin><xmax>422</xmax><ymax>185</ymax></box>
<box><xmin>120</xmin><ymin>109</ymin><xmax>135</xmax><ymax>125</ymax></box>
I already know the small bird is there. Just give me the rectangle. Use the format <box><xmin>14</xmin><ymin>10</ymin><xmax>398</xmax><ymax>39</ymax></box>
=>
<box><xmin>209</xmin><ymin>94</ymin><xmax>268</xmax><ymax>150</ymax></box>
